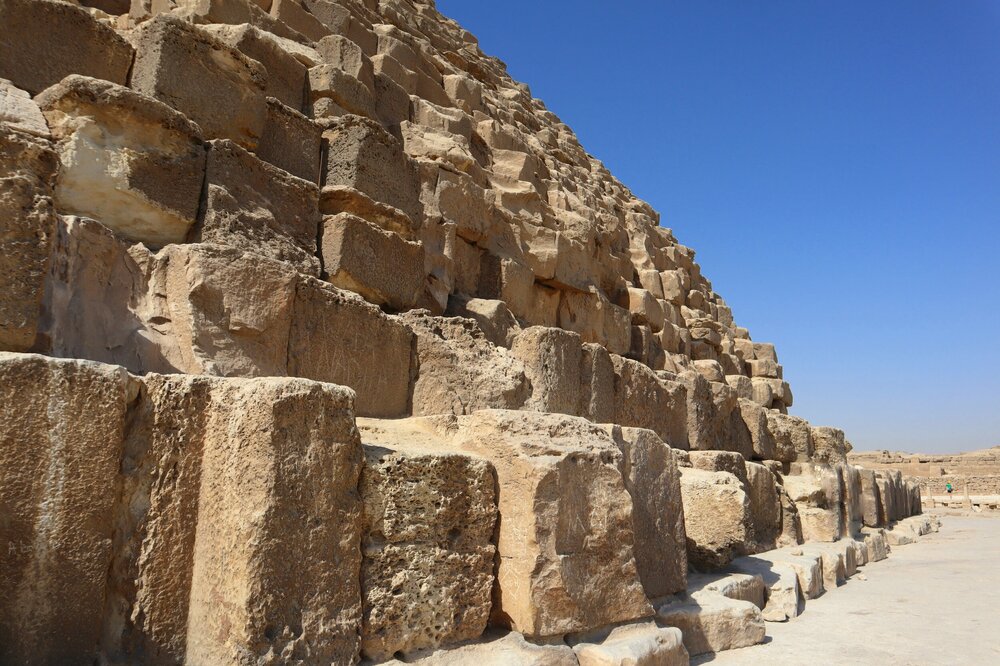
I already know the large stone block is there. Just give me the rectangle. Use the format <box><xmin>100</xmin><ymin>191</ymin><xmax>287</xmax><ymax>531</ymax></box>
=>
<box><xmin>578</xmin><ymin>341</ymin><xmax>615</xmax><ymax>422</ymax></box>
<box><xmin>453</xmin><ymin>410</ymin><xmax>652</xmax><ymax>637</ymax></box>
<box><xmin>811</xmin><ymin>426</ymin><xmax>848</xmax><ymax>465</ymax></box>
<box><xmin>511</xmin><ymin>326</ymin><xmax>582</xmax><ymax>415</ymax></box>
<box><xmin>184</xmin><ymin>377</ymin><xmax>363</xmax><ymax>664</ymax></box>
<box><xmin>0</xmin><ymin>125</ymin><xmax>58</xmax><ymax>352</ymax></box>
<box><xmin>738</xmin><ymin>398</ymin><xmax>777</xmax><ymax>461</ymax></box>
<box><xmin>308</xmin><ymin>62</ymin><xmax>376</xmax><ymax>118</ymax></box>
<box><xmin>289</xmin><ymin>276</ymin><xmax>415</xmax><ymax>417</ymax></box>
<box><xmin>322</xmin><ymin>115</ymin><xmax>422</xmax><ymax>222</ymax></box>
<box><xmin>131</xmin><ymin>15</ymin><xmax>267</xmax><ymax>150</ymax></box>
<box><xmin>36</xmin><ymin>75</ymin><xmax>206</xmax><ymax>247</ymax></box>
<box><xmin>195</xmin><ymin>138</ymin><xmax>321</xmax><ymax>274</ymax></box>
<box><xmin>321</xmin><ymin>212</ymin><xmax>424</xmax><ymax>310</ymax></box>
<box><xmin>0</xmin><ymin>0</ymin><xmax>133</xmax><ymax>95</ymax></box>
<box><xmin>656</xmin><ymin>594</ymin><xmax>765</xmax><ymax>656</ymax></box>
<box><xmin>0</xmin><ymin>77</ymin><xmax>49</xmax><ymax>138</ymax></box>
<box><xmin>765</xmin><ymin>411</ymin><xmax>814</xmax><ymax>463</ymax></box>
<box><xmin>677</xmin><ymin>369</ymin><xmax>723</xmax><ymax>451</ymax></box>
<box><xmin>606</xmin><ymin>426</ymin><xmax>688</xmax><ymax>598</ymax></box>
<box><xmin>572</xmin><ymin>623</ymin><xmax>688</xmax><ymax>666</ymax></box>
<box><xmin>0</xmin><ymin>353</ymin><xmax>132</xmax><ymax>664</ymax></box>
<box><xmin>610</xmin><ymin>355</ymin><xmax>689</xmax><ymax>447</ymax></box>
<box><xmin>726</xmin><ymin>556</ymin><xmax>804</xmax><ymax>622</ymax></box>
<box><xmin>403</xmin><ymin>312</ymin><xmax>528</xmax><ymax>416</ymax></box>
<box><xmin>257</xmin><ymin>97</ymin><xmax>323</xmax><ymax>182</ymax></box>
<box><xmin>558</xmin><ymin>288</ymin><xmax>631</xmax><ymax>355</ymax></box>
<box><xmin>679</xmin><ymin>467</ymin><xmax>751</xmax><ymax>571</ymax></box>
<box><xmin>783</xmin><ymin>464</ymin><xmax>843</xmax><ymax>542</ymax></box>
<box><xmin>745</xmin><ymin>461</ymin><xmax>782</xmax><ymax>553</ymax></box>
<box><xmin>358</xmin><ymin>438</ymin><xmax>497</xmax><ymax>661</ymax></box>
<box><xmin>386</xmin><ymin>631</ymin><xmax>578</xmax><ymax>665</ymax></box>
<box><xmin>859</xmin><ymin>467</ymin><xmax>883</xmax><ymax>527</ymax></box>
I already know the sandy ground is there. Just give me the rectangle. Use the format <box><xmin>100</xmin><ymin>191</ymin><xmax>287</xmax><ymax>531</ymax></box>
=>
<box><xmin>696</xmin><ymin>513</ymin><xmax>1000</xmax><ymax>665</ymax></box>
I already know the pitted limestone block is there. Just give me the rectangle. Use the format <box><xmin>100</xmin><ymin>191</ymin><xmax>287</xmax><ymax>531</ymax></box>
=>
<box><xmin>572</xmin><ymin>623</ymin><xmax>689</xmax><ymax>666</ymax></box>
<box><xmin>611</xmin><ymin>355</ymin><xmax>689</xmax><ymax>447</ymax></box>
<box><xmin>679</xmin><ymin>467</ymin><xmax>750</xmax><ymax>571</ymax></box>
<box><xmin>798</xmin><ymin>543</ymin><xmax>847</xmax><ymax>589</ymax></box>
<box><xmin>257</xmin><ymin>97</ymin><xmax>322</xmax><ymax>182</ymax></box>
<box><xmin>568</xmin><ymin>289</ymin><xmax>633</xmax><ymax>356</ymax></box>
<box><xmin>746</xmin><ymin>358</ymin><xmax>781</xmax><ymax>378</ymax></box>
<box><xmin>579</xmin><ymin>341</ymin><xmax>615</xmax><ymax>423</ymax></box>
<box><xmin>511</xmin><ymin>326</ymin><xmax>583</xmax><ymax>415</ymax></box>
<box><xmin>656</xmin><ymin>593</ymin><xmax>765</xmax><ymax>656</ymax></box>
<box><xmin>745</xmin><ymin>461</ymin><xmax>782</xmax><ymax>553</ymax></box>
<box><xmin>798</xmin><ymin>508</ymin><xmax>842</xmax><ymax>543</ymax></box>
<box><xmin>385</xmin><ymin>630</ymin><xmax>578</xmax><ymax>665</ymax></box>
<box><xmin>201</xmin><ymin>23</ymin><xmax>308</xmax><ymax>111</ymax></box>
<box><xmin>765</xmin><ymin>411</ymin><xmax>814</xmax><ymax>463</ymax></box>
<box><xmin>315</xmin><ymin>34</ymin><xmax>375</xmax><ymax>93</ymax></box>
<box><xmin>322</xmin><ymin>115</ymin><xmax>422</xmax><ymax>222</ymax></box>
<box><xmin>0</xmin><ymin>125</ymin><xmax>58</xmax><ymax>352</ymax></box>
<box><xmin>783</xmin><ymin>464</ymin><xmax>843</xmax><ymax>542</ymax></box>
<box><xmin>196</xmin><ymin>138</ymin><xmax>320</xmax><ymax>274</ymax></box>
<box><xmin>478</xmin><ymin>253</ymin><xmax>560</xmax><ymax>327</ymax></box>
<box><xmin>442</xmin><ymin>72</ymin><xmax>484</xmax><ymax>115</ymax></box>
<box><xmin>0</xmin><ymin>78</ymin><xmax>48</xmax><ymax>137</ymax></box>
<box><xmin>453</xmin><ymin>410</ymin><xmax>653</xmax><ymax>637</ymax></box>
<box><xmin>842</xmin><ymin>463</ymin><xmax>864</xmax><ymax>533</ymax></box>
<box><xmin>693</xmin><ymin>358</ymin><xmax>724</xmax><ymax>382</ymax></box>
<box><xmin>402</xmin><ymin>312</ymin><xmax>529</xmax><ymax>416</ymax></box>
<box><xmin>0</xmin><ymin>353</ymin><xmax>132</xmax><ymax>665</ymax></box>
<box><xmin>446</xmin><ymin>296</ymin><xmax>520</xmax><ymax>349</ymax></box>
<box><xmin>183</xmin><ymin>377</ymin><xmax>363</xmax><ymax>665</ymax></box>
<box><xmin>859</xmin><ymin>467</ymin><xmax>884</xmax><ymax>527</ymax></box>
<box><xmin>37</xmin><ymin>75</ymin><xmax>207</xmax><ymax>247</ymax></box>
<box><xmin>321</xmin><ymin>213</ymin><xmax>424</xmax><ymax>310</ymax></box>
<box><xmin>289</xmin><ymin>276</ymin><xmax>414</xmax><ymax>418</ymax></box>
<box><xmin>725</xmin><ymin>556</ymin><xmax>804</xmax><ymax>622</ymax></box>
<box><xmin>309</xmin><ymin>63</ymin><xmax>376</xmax><ymax>118</ymax></box>
<box><xmin>739</xmin><ymin>398</ymin><xmax>777</xmax><ymax>461</ymax></box>
<box><xmin>131</xmin><ymin>15</ymin><xmax>267</xmax><ymax>150</ymax></box>
<box><xmin>0</xmin><ymin>0</ymin><xmax>133</xmax><ymax>95</ymax></box>
<box><xmin>812</xmin><ymin>426</ymin><xmax>848</xmax><ymax>465</ymax></box>
<box><xmin>606</xmin><ymin>426</ymin><xmax>688</xmax><ymax>598</ymax></box>
<box><xmin>625</xmin><ymin>286</ymin><xmax>665</xmax><ymax>331</ymax></box>
<box><xmin>358</xmin><ymin>441</ymin><xmax>497</xmax><ymax>661</ymax></box>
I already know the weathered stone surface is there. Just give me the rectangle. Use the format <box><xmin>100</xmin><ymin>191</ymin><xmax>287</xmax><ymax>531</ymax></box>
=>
<box><xmin>0</xmin><ymin>78</ymin><xmax>48</xmax><ymax>137</ymax></box>
<box><xmin>0</xmin><ymin>0</ymin><xmax>133</xmax><ymax>95</ymax></box>
<box><xmin>859</xmin><ymin>467</ymin><xmax>884</xmax><ymax>527</ymax></box>
<box><xmin>388</xmin><ymin>630</ymin><xmax>578</xmax><ymax>665</ymax></box>
<box><xmin>861</xmin><ymin>527</ymin><xmax>890</xmax><ymax>562</ymax></box>
<box><xmin>322</xmin><ymin>212</ymin><xmax>424</xmax><ymax>310</ymax></box>
<box><xmin>766</xmin><ymin>411</ymin><xmax>814</xmax><ymax>463</ymax></box>
<box><xmin>745</xmin><ymin>461</ymin><xmax>782</xmax><ymax>553</ymax></box>
<box><xmin>446</xmin><ymin>296</ymin><xmax>520</xmax><ymax>348</ymax></box>
<box><xmin>132</xmin><ymin>15</ymin><xmax>267</xmax><ymax>150</ymax></box>
<box><xmin>726</xmin><ymin>556</ymin><xmax>804</xmax><ymax>622</ymax></box>
<box><xmin>257</xmin><ymin>97</ymin><xmax>322</xmax><ymax>182</ymax></box>
<box><xmin>606</xmin><ymin>425</ymin><xmax>688</xmax><ymax>598</ymax></box>
<box><xmin>320</xmin><ymin>184</ymin><xmax>418</xmax><ymax>239</ymax></box>
<box><xmin>511</xmin><ymin>325</ymin><xmax>582</xmax><ymax>415</ymax></box>
<box><xmin>37</xmin><ymin>75</ymin><xmax>207</xmax><ymax>247</ymax></box>
<box><xmin>309</xmin><ymin>62</ymin><xmax>377</xmax><ymax>118</ymax></box>
<box><xmin>579</xmin><ymin>341</ymin><xmax>615</xmax><ymax>423</ymax></box>
<box><xmin>322</xmin><ymin>115</ymin><xmax>422</xmax><ymax>222</ymax></box>
<box><xmin>195</xmin><ymin>138</ymin><xmax>321</xmax><ymax>275</ymax></box>
<box><xmin>0</xmin><ymin>124</ymin><xmax>58</xmax><ymax>352</ymax></box>
<box><xmin>679</xmin><ymin>467</ymin><xmax>750</xmax><ymax>571</ymax></box>
<box><xmin>572</xmin><ymin>622</ymin><xmax>689</xmax><ymax>666</ymax></box>
<box><xmin>688</xmin><ymin>571</ymin><xmax>767</xmax><ymax>610</ymax></box>
<box><xmin>357</xmin><ymin>436</ymin><xmax>496</xmax><ymax>661</ymax></box>
<box><xmin>657</xmin><ymin>593</ymin><xmax>766</xmax><ymax>656</ymax></box>
<box><xmin>452</xmin><ymin>410</ymin><xmax>652</xmax><ymax>637</ymax></box>
<box><xmin>812</xmin><ymin>426</ymin><xmax>848</xmax><ymax>465</ymax></box>
<box><xmin>0</xmin><ymin>353</ymin><xmax>131</xmax><ymax>665</ymax></box>
<box><xmin>738</xmin><ymin>397</ymin><xmax>776</xmax><ymax>461</ymax></box>
<box><xmin>611</xmin><ymin>355</ymin><xmax>689</xmax><ymax>447</ymax></box>
<box><xmin>783</xmin><ymin>464</ymin><xmax>844</xmax><ymax>542</ymax></box>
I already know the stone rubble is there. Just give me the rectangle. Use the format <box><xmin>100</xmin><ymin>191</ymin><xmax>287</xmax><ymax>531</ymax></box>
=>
<box><xmin>0</xmin><ymin>0</ymin><xmax>934</xmax><ymax>663</ymax></box>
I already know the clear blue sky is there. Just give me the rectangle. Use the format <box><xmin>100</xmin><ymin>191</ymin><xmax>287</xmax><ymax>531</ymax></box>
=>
<box><xmin>437</xmin><ymin>1</ymin><xmax>1000</xmax><ymax>454</ymax></box>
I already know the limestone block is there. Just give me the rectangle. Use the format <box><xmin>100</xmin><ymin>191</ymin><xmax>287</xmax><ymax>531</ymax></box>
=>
<box><xmin>132</xmin><ymin>0</ymin><xmax>303</xmax><ymax>42</ymax></box>
<box><xmin>745</xmin><ymin>462</ymin><xmax>782</xmax><ymax>553</ymax></box>
<box><xmin>680</xmin><ymin>467</ymin><xmax>750</xmax><ymax>571</ymax></box>
<box><xmin>798</xmin><ymin>508</ymin><xmax>842</xmax><ymax>543</ymax></box>
<box><xmin>359</xmin><ymin>442</ymin><xmax>497</xmax><ymax>661</ymax></box>
<box><xmin>451</xmin><ymin>236</ymin><xmax>483</xmax><ymax>295</ymax></box>
<box><xmin>777</xmin><ymin>483</ymin><xmax>804</xmax><ymax>547</ymax></box>
<box><xmin>739</xmin><ymin>398</ymin><xmax>777</xmax><ymax>461</ymax></box>
<box><xmin>572</xmin><ymin>623</ymin><xmax>689</xmax><ymax>666</ymax></box>
<box><xmin>289</xmin><ymin>276</ymin><xmax>414</xmax><ymax>417</ymax></box>
<box><xmin>611</xmin><ymin>355</ymin><xmax>689</xmax><ymax>448</ymax></box>
<box><xmin>132</xmin><ymin>15</ymin><xmax>267</xmax><ymax>150</ymax></box>
<box><xmin>511</xmin><ymin>326</ymin><xmax>583</xmax><ymax>415</ymax></box>
<box><xmin>660</xmin><ymin>269</ymin><xmax>685</xmax><ymax>304</ymax></box>
<box><xmin>725</xmin><ymin>556</ymin><xmax>804</xmax><ymax>622</ymax></box>
<box><xmin>389</xmin><ymin>631</ymin><xmax>578</xmax><ymax>665</ymax></box>
<box><xmin>321</xmin><ymin>184</ymin><xmax>417</xmax><ymax>239</ymax></box>
<box><xmin>442</xmin><ymin>73</ymin><xmax>484</xmax><ymax>115</ymax></box>
<box><xmin>746</xmin><ymin>358</ymin><xmax>781</xmax><ymax>378</ymax></box>
<box><xmin>0</xmin><ymin>78</ymin><xmax>48</xmax><ymax>137</ymax></box>
<box><xmin>859</xmin><ymin>467</ymin><xmax>883</xmax><ymax>527</ymax></box>
<box><xmin>799</xmin><ymin>543</ymin><xmax>847</xmax><ymax>589</ymax></box>
<box><xmin>184</xmin><ymin>377</ymin><xmax>363</xmax><ymax>665</ymax></box>
<box><xmin>321</xmin><ymin>213</ymin><xmax>424</xmax><ymax>310</ymax></box>
<box><xmin>689</xmin><ymin>450</ymin><xmax>748</xmax><ymax>487</ymax></box>
<box><xmin>374</xmin><ymin>70</ymin><xmax>411</xmax><ymax>129</ymax></box>
<box><xmin>692</xmin><ymin>359</ymin><xmax>724</xmax><ymax>382</ymax></box>
<box><xmin>0</xmin><ymin>125</ymin><xmax>58</xmax><ymax>352</ymax></box>
<box><xmin>656</xmin><ymin>594</ymin><xmax>765</xmax><ymax>656</ymax></box>
<box><xmin>861</xmin><ymin>527</ymin><xmax>889</xmax><ymax>562</ymax></box>
<box><xmin>765</xmin><ymin>411</ymin><xmax>814</xmax><ymax>462</ymax></box>
<box><xmin>842</xmin><ymin>464</ymin><xmax>863</xmax><ymax>534</ymax></box>
<box><xmin>637</xmin><ymin>268</ymin><xmax>664</xmax><ymax>298</ymax></box>
<box><xmin>195</xmin><ymin>139</ymin><xmax>321</xmax><ymax>275</ymax></box>
<box><xmin>402</xmin><ymin>312</ymin><xmax>529</xmax><ymax>416</ymax></box>
<box><xmin>446</xmin><ymin>296</ymin><xmax>519</xmax><ymax>348</ymax></box>
<box><xmin>36</xmin><ymin>75</ymin><xmax>206</xmax><ymax>247</ymax></box>
<box><xmin>579</xmin><ymin>342</ymin><xmax>615</xmax><ymax>423</ymax></box>
<box><xmin>0</xmin><ymin>353</ymin><xmax>131</xmax><ymax>665</ymax></box>
<box><xmin>309</xmin><ymin>63</ymin><xmax>376</xmax><ymax>118</ymax></box>
<box><xmin>625</xmin><ymin>286</ymin><xmax>665</xmax><ymax>331</ymax></box>
<box><xmin>201</xmin><ymin>23</ymin><xmax>308</xmax><ymax>111</ymax></box>
<box><xmin>687</xmin><ymin>572</ymin><xmax>767</xmax><ymax>610</ymax></box>
<box><xmin>606</xmin><ymin>426</ymin><xmax>688</xmax><ymax>598</ymax></box>
<box><xmin>711</xmin><ymin>380</ymin><xmax>755</xmax><ymax>459</ymax></box>
<box><xmin>373</xmin><ymin>52</ymin><xmax>418</xmax><ymax>93</ymax></box>
<box><xmin>453</xmin><ymin>410</ymin><xmax>653</xmax><ymax>637</ymax></box>
<box><xmin>760</xmin><ymin>550</ymin><xmax>824</xmax><ymax>600</ymax></box>
<box><xmin>257</xmin><ymin>97</ymin><xmax>322</xmax><ymax>182</ymax></box>
<box><xmin>436</xmin><ymin>167</ymin><xmax>490</xmax><ymax>242</ymax></box>
<box><xmin>316</xmin><ymin>35</ymin><xmax>375</xmax><ymax>92</ymax></box>
<box><xmin>322</xmin><ymin>115</ymin><xmax>422</xmax><ymax>222</ymax></box>
<box><xmin>270</xmin><ymin>0</ymin><xmax>330</xmax><ymax>42</ymax></box>
<box><xmin>677</xmin><ymin>369</ymin><xmax>723</xmax><ymax>451</ymax></box>
<box><xmin>0</xmin><ymin>0</ymin><xmax>133</xmax><ymax>95</ymax></box>
<box><xmin>558</xmin><ymin>288</ymin><xmax>631</xmax><ymax>355</ymax></box>
<box><xmin>753</xmin><ymin>341</ymin><xmax>777</xmax><ymax>362</ymax></box>
<box><xmin>812</xmin><ymin>426</ymin><xmax>848</xmax><ymax>465</ymax></box>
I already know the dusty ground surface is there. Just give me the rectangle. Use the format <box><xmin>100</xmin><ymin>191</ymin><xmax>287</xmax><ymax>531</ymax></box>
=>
<box><xmin>697</xmin><ymin>512</ymin><xmax>1000</xmax><ymax>665</ymax></box>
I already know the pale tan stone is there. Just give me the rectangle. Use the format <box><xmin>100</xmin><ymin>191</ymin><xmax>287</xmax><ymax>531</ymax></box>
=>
<box><xmin>257</xmin><ymin>97</ymin><xmax>323</xmax><ymax>183</ymax></box>
<box><xmin>0</xmin><ymin>78</ymin><xmax>48</xmax><ymax>138</ymax></box>
<box><xmin>511</xmin><ymin>325</ymin><xmax>583</xmax><ymax>415</ymax></box>
<box><xmin>679</xmin><ymin>467</ymin><xmax>750</xmax><ymax>571</ymax></box>
<box><xmin>389</xmin><ymin>631</ymin><xmax>578</xmax><ymax>665</ymax></box>
<box><xmin>573</xmin><ymin>623</ymin><xmax>689</xmax><ymax>666</ymax></box>
<box><xmin>726</xmin><ymin>555</ymin><xmax>804</xmax><ymax>622</ymax></box>
<box><xmin>656</xmin><ymin>593</ymin><xmax>765</xmax><ymax>656</ymax></box>
<box><xmin>745</xmin><ymin>461</ymin><xmax>782</xmax><ymax>553</ymax></box>
<box><xmin>611</xmin><ymin>355</ymin><xmax>689</xmax><ymax>447</ymax></box>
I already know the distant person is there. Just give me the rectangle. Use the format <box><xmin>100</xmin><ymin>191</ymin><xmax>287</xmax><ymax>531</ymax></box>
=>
<box><xmin>946</xmin><ymin>482</ymin><xmax>953</xmax><ymax>495</ymax></box>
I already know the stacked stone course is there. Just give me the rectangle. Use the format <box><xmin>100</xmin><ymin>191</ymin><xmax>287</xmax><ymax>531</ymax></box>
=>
<box><xmin>0</xmin><ymin>0</ymin><xmax>930</xmax><ymax>663</ymax></box>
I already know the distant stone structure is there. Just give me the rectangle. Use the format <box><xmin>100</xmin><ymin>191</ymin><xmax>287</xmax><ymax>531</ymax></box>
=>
<box><xmin>851</xmin><ymin>448</ymin><xmax>1000</xmax><ymax>507</ymax></box>
<box><xmin>0</xmin><ymin>0</ymin><xmax>931</xmax><ymax>663</ymax></box>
